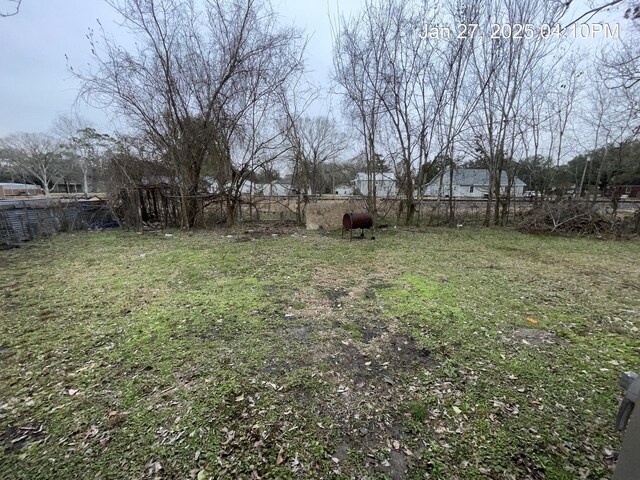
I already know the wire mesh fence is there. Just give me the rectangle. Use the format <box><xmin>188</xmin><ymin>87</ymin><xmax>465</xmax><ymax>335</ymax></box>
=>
<box><xmin>0</xmin><ymin>198</ymin><xmax>117</xmax><ymax>248</ymax></box>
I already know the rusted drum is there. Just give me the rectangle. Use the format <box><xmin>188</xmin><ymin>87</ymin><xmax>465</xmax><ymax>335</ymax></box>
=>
<box><xmin>342</xmin><ymin>212</ymin><xmax>373</xmax><ymax>230</ymax></box>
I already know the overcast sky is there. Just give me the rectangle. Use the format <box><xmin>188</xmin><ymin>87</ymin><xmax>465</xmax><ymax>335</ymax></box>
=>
<box><xmin>0</xmin><ymin>0</ymin><xmax>629</xmax><ymax>140</ymax></box>
<box><xmin>0</xmin><ymin>0</ymin><xmax>365</xmax><ymax>137</ymax></box>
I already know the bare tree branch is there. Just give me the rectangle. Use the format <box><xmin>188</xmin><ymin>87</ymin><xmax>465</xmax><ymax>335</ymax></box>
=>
<box><xmin>73</xmin><ymin>0</ymin><xmax>305</xmax><ymax>227</ymax></box>
<box><xmin>0</xmin><ymin>0</ymin><xmax>21</xmax><ymax>18</ymax></box>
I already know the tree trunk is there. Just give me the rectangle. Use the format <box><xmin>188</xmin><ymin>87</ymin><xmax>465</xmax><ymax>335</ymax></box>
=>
<box><xmin>180</xmin><ymin>160</ymin><xmax>202</xmax><ymax>229</ymax></box>
<box><xmin>83</xmin><ymin>168</ymin><xmax>89</xmax><ymax>196</ymax></box>
<box><xmin>225</xmin><ymin>196</ymin><xmax>236</xmax><ymax>227</ymax></box>
<box><xmin>179</xmin><ymin>190</ymin><xmax>199</xmax><ymax>228</ymax></box>
<box><xmin>404</xmin><ymin>159</ymin><xmax>415</xmax><ymax>225</ymax></box>
<box><xmin>483</xmin><ymin>181</ymin><xmax>492</xmax><ymax>227</ymax></box>
<box><xmin>493</xmin><ymin>166</ymin><xmax>502</xmax><ymax>226</ymax></box>
<box><xmin>448</xmin><ymin>166</ymin><xmax>455</xmax><ymax>227</ymax></box>
<box><xmin>186</xmin><ymin>185</ymin><xmax>199</xmax><ymax>227</ymax></box>
<box><xmin>296</xmin><ymin>192</ymin><xmax>303</xmax><ymax>225</ymax></box>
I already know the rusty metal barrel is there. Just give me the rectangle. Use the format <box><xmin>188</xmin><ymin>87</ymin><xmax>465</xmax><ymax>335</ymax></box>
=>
<box><xmin>343</xmin><ymin>212</ymin><xmax>373</xmax><ymax>231</ymax></box>
<box><xmin>342</xmin><ymin>212</ymin><xmax>373</xmax><ymax>242</ymax></box>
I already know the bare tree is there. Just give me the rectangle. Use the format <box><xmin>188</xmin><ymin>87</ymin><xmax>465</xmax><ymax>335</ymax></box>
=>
<box><xmin>555</xmin><ymin>0</ymin><xmax>630</xmax><ymax>28</ymax></box>
<box><xmin>74</xmin><ymin>0</ymin><xmax>304</xmax><ymax>228</ymax></box>
<box><xmin>368</xmin><ymin>0</ymin><xmax>423</xmax><ymax>224</ymax></box>
<box><xmin>562</xmin><ymin>1</ymin><xmax>639</xmax><ymax>122</ymax></box>
<box><xmin>430</xmin><ymin>0</ymin><xmax>488</xmax><ymax>226</ymax></box>
<box><xmin>333</xmin><ymin>0</ymin><xmax>518</xmax><ymax>226</ymax></box>
<box><xmin>601</xmin><ymin>29</ymin><xmax>640</xmax><ymax>90</ymax></box>
<box><xmin>53</xmin><ymin>114</ymin><xmax>114</xmax><ymax>195</ymax></box>
<box><xmin>0</xmin><ymin>132</ymin><xmax>68</xmax><ymax>195</ymax></box>
<box><xmin>332</xmin><ymin>1</ymin><xmax>388</xmax><ymax>218</ymax></box>
<box><xmin>578</xmin><ymin>71</ymin><xmax>638</xmax><ymax>202</ymax></box>
<box><xmin>469</xmin><ymin>0</ymin><xmax>558</xmax><ymax>226</ymax></box>
<box><xmin>599</xmin><ymin>8</ymin><xmax>640</xmax><ymax>138</ymax></box>
<box><xmin>218</xmin><ymin>92</ymin><xmax>298</xmax><ymax>225</ymax></box>
<box><xmin>292</xmin><ymin>116</ymin><xmax>349</xmax><ymax>194</ymax></box>
<box><xmin>0</xmin><ymin>0</ymin><xmax>21</xmax><ymax>17</ymax></box>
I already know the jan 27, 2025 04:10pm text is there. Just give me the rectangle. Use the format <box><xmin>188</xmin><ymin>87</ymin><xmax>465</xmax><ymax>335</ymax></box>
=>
<box><xmin>419</xmin><ymin>22</ymin><xmax>621</xmax><ymax>40</ymax></box>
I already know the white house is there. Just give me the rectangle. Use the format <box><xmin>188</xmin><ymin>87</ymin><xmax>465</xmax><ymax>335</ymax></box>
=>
<box><xmin>203</xmin><ymin>178</ymin><xmax>258</xmax><ymax>195</ymax></box>
<box><xmin>334</xmin><ymin>184</ymin><xmax>354</xmax><ymax>196</ymax></box>
<box><xmin>423</xmin><ymin>168</ymin><xmax>526</xmax><ymax>198</ymax></box>
<box><xmin>353</xmin><ymin>172</ymin><xmax>396</xmax><ymax>198</ymax></box>
<box><xmin>254</xmin><ymin>180</ymin><xmax>290</xmax><ymax>196</ymax></box>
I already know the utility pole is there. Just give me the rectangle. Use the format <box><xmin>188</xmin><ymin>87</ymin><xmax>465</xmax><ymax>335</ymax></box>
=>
<box><xmin>577</xmin><ymin>155</ymin><xmax>590</xmax><ymax>199</ymax></box>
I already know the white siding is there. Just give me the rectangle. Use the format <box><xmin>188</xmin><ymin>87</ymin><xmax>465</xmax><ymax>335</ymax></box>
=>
<box><xmin>354</xmin><ymin>173</ymin><xmax>396</xmax><ymax>197</ymax></box>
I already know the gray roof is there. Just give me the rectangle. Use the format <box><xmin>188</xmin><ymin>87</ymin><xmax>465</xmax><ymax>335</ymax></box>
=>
<box><xmin>432</xmin><ymin>168</ymin><xmax>525</xmax><ymax>187</ymax></box>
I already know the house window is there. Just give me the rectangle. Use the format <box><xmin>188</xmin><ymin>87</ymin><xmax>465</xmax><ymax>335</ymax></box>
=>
<box><xmin>469</xmin><ymin>185</ymin><xmax>474</xmax><ymax>193</ymax></box>
<box><xmin>626</xmin><ymin>186</ymin><xmax>632</xmax><ymax>194</ymax></box>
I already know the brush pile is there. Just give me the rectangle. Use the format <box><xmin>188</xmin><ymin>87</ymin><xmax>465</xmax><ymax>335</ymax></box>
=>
<box><xmin>517</xmin><ymin>200</ymin><xmax>638</xmax><ymax>237</ymax></box>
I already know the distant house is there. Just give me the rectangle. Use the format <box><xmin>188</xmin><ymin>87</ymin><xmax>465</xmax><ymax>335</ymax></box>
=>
<box><xmin>239</xmin><ymin>180</ymin><xmax>257</xmax><ymax>194</ymax></box>
<box><xmin>142</xmin><ymin>175</ymin><xmax>176</xmax><ymax>186</ymax></box>
<box><xmin>606</xmin><ymin>179</ymin><xmax>640</xmax><ymax>199</ymax></box>
<box><xmin>265</xmin><ymin>181</ymin><xmax>290</xmax><ymax>196</ymax></box>
<box><xmin>204</xmin><ymin>177</ymin><xmax>296</xmax><ymax>196</ymax></box>
<box><xmin>0</xmin><ymin>182</ymin><xmax>43</xmax><ymax>199</ymax></box>
<box><xmin>334</xmin><ymin>184</ymin><xmax>354</xmax><ymax>196</ymax></box>
<box><xmin>252</xmin><ymin>180</ymin><xmax>290</xmax><ymax>196</ymax></box>
<box><xmin>353</xmin><ymin>172</ymin><xmax>396</xmax><ymax>198</ymax></box>
<box><xmin>423</xmin><ymin>168</ymin><xmax>526</xmax><ymax>198</ymax></box>
<box><xmin>203</xmin><ymin>179</ymin><xmax>265</xmax><ymax>195</ymax></box>
<box><xmin>51</xmin><ymin>179</ymin><xmax>83</xmax><ymax>194</ymax></box>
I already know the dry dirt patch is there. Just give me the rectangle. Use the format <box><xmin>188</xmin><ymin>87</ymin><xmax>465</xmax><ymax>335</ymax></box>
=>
<box><xmin>1</xmin><ymin>424</ymin><xmax>44</xmax><ymax>453</ymax></box>
<box><xmin>512</xmin><ymin>327</ymin><xmax>568</xmax><ymax>347</ymax></box>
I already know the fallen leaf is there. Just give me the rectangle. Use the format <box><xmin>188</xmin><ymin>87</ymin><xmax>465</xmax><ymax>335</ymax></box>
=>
<box><xmin>221</xmin><ymin>429</ymin><xmax>235</xmax><ymax>445</ymax></box>
<box><xmin>452</xmin><ymin>406</ymin><xmax>462</xmax><ymax>415</ymax></box>
<box><xmin>276</xmin><ymin>446</ymin><xmax>285</xmax><ymax>465</ymax></box>
<box><xmin>527</xmin><ymin>317</ymin><xmax>538</xmax><ymax>324</ymax></box>
<box><xmin>197</xmin><ymin>469</ymin><xmax>207</xmax><ymax>480</ymax></box>
<box><xmin>392</xmin><ymin>440</ymin><xmax>400</xmax><ymax>450</ymax></box>
<box><xmin>67</xmin><ymin>389</ymin><xmax>79</xmax><ymax>396</ymax></box>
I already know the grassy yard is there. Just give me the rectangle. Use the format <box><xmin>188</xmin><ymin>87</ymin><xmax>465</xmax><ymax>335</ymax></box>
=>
<box><xmin>1</xmin><ymin>227</ymin><xmax>639</xmax><ymax>479</ymax></box>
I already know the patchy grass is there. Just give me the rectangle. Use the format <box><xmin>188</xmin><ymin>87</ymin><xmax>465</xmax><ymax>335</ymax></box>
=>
<box><xmin>1</xmin><ymin>227</ymin><xmax>639</xmax><ymax>479</ymax></box>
